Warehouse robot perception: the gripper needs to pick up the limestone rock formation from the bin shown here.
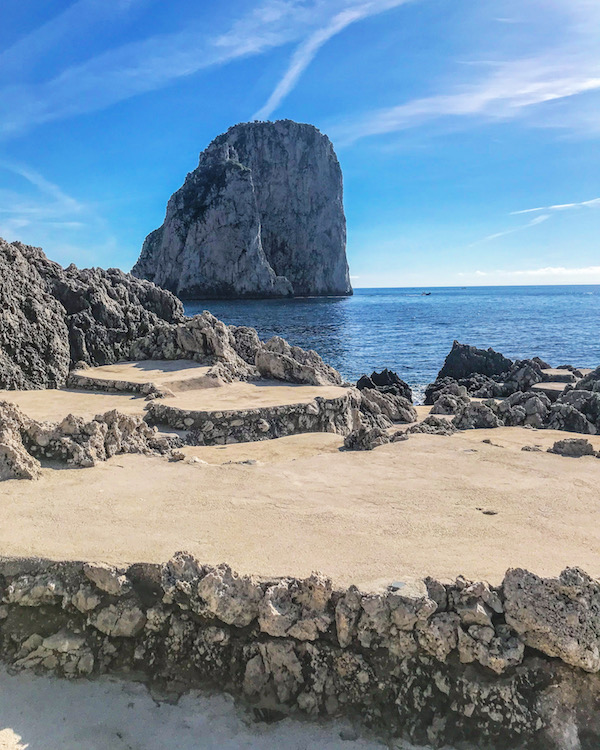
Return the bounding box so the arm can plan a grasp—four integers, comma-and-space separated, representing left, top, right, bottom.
0, 239, 70, 389
0, 238, 184, 389
0, 400, 180, 480
132, 120, 352, 299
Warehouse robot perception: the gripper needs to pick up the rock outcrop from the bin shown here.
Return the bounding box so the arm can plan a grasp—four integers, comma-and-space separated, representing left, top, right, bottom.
0, 239, 70, 389
438, 341, 513, 381
132, 120, 352, 299
0, 401, 179, 480
0, 238, 184, 389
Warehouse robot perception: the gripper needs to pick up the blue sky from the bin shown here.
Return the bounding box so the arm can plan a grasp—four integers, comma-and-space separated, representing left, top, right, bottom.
1, 0, 599, 286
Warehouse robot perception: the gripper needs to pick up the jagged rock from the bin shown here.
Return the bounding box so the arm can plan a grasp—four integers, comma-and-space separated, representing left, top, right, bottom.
533, 356, 551, 369
503, 568, 600, 672
335, 586, 362, 648
358, 389, 416, 423
452, 402, 503, 430
430, 393, 467, 415
0, 401, 179, 480
0, 238, 70, 389
387, 580, 437, 631
496, 391, 551, 428
503, 359, 544, 392
356, 369, 412, 402
83, 562, 131, 596
259, 573, 333, 641
132, 120, 352, 299
415, 613, 460, 662
425, 375, 501, 404
547, 403, 596, 435
0, 404, 42, 480
408, 415, 457, 436
556, 389, 600, 431
195, 564, 263, 627
548, 438, 596, 458
437, 341, 513, 381
343, 426, 390, 451
255, 336, 342, 386
457, 624, 524, 674
576, 367, 600, 392
90, 602, 147, 637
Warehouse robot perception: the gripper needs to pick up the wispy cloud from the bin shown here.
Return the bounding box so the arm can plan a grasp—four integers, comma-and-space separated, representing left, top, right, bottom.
470, 214, 550, 246
512, 197, 600, 214
0, 161, 113, 264
329, 0, 600, 145
0, 0, 150, 82
0, 0, 408, 141
331, 62, 600, 144
253, 0, 411, 120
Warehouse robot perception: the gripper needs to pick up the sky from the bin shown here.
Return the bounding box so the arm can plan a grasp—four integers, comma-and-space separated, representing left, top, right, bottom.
0, 0, 599, 287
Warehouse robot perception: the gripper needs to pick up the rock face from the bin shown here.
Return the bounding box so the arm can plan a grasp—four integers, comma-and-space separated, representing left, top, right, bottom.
438, 341, 513, 381
0, 238, 184, 389
132, 120, 352, 299
0, 239, 70, 389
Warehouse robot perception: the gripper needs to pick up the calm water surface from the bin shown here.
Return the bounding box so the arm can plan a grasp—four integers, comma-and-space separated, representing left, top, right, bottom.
186, 286, 600, 398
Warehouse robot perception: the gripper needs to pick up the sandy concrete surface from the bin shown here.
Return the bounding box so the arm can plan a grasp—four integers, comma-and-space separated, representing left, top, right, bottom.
2, 427, 600, 589
0, 668, 395, 750
0, 388, 148, 421
0, 379, 348, 422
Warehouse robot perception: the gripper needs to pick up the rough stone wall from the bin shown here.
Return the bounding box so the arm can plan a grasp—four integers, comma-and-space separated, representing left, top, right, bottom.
132, 120, 352, 299
2, 554, 600, 749
145, 391, 360, 445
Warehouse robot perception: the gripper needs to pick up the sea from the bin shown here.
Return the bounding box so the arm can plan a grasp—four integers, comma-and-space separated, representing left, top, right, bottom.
185, 286, 600, 402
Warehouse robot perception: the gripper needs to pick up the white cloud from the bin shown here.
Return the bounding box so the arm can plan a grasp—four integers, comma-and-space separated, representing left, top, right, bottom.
253, 0, 411, 120
512, 197, 600, 214
470, 213, 550, 246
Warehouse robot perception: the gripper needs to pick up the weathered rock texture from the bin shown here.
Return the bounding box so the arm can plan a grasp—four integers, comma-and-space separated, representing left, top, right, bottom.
3, 554, 600, 748
0, 238, 345, 391
132, 120, 352, 299
0, 401, 179, 480
147, 392, 360, 446
0, 238, 184, 389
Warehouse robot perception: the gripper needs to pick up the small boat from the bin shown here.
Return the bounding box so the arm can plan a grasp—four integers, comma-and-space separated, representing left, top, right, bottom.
421, 292, 431, 296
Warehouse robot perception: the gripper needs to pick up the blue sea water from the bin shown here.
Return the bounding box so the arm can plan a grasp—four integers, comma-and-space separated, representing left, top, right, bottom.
185, 286, 600, 398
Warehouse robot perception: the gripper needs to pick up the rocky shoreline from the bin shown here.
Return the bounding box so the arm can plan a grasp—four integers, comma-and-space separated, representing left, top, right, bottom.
3, 236, 600, 748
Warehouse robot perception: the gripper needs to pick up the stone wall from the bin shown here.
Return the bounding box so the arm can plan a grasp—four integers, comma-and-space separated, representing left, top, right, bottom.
1, 554, 600, 749
145, 391, 360, 445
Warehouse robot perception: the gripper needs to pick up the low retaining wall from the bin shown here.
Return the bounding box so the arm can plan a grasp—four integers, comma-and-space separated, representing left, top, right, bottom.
1, 554, 599, 748
67, 372, 161, 396
145, 391, 360, 445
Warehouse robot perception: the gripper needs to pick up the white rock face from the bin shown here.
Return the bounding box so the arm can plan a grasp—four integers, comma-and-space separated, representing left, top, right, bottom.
132, 120, 352, 299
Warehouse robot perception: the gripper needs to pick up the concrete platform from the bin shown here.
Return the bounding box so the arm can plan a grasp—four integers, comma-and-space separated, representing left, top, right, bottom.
71, 360, 215, 392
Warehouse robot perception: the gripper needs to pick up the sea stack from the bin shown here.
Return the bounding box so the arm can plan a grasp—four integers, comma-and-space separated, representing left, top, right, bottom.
132, 120, 352, 299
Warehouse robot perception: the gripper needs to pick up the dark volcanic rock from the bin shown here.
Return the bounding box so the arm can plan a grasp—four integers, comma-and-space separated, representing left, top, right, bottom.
132, 120, 352, 299
438, 341, 513, 381
356, 368, 412, 402
577, 366, 600, 392
452, 401, 503, 430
